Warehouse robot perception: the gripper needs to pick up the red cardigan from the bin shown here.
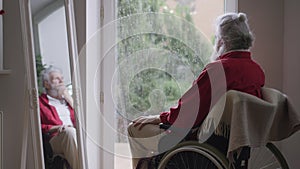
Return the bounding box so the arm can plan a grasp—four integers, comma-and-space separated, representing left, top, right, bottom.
160, 51, 265, 128
39, 93, 76, 138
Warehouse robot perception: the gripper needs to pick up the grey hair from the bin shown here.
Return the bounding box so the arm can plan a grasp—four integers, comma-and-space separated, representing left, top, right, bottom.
40, 65, 63, 88
215, 12, 254, 52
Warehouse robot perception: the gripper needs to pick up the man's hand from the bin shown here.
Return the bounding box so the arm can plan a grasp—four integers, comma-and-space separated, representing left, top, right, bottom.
132, 115, 161, 130
49, 125, 62, 133
49, 125, 74, 133
54, 85, 66, 100
63, 88, 74, 107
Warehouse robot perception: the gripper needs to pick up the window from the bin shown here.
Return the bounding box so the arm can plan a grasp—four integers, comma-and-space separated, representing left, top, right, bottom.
85, 0, 238, 168
114, 0, 230, 169
115, 0, 224, 126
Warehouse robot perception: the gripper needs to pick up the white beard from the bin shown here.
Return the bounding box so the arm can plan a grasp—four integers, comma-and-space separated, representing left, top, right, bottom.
47, 88, 59, 98
47, 83, 65, 99
210, 43, 226, 62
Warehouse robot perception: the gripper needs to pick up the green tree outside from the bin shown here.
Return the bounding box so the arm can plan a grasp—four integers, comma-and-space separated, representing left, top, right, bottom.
115, 0, 212, 142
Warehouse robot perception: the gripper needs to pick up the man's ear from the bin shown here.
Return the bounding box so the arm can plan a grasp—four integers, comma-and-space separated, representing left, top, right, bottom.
44, 81, 51, 90
217, 38, 224, 47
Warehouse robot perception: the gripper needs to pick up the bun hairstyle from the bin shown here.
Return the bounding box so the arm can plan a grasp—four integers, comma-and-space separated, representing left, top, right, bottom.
215, 12, 254, 52
238, 13, 247, 22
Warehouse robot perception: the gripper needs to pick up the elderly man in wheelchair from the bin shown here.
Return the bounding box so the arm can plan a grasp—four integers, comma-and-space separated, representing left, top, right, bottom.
127, 12, 300, 169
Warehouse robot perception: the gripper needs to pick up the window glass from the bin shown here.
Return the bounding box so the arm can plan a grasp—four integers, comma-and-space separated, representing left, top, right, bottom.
115, 0, 224, 139
36, 6, 72, 93
114, 0, 225, 168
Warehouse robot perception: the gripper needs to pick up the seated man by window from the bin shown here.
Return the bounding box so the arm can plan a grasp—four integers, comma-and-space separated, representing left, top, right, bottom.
39, 66, 78, 169
128, 12, 265, 169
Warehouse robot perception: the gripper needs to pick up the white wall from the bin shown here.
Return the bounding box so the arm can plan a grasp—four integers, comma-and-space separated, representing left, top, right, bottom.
239, 0, 284, 90
283, 0, 300, 118
240, 0, 300, 168
281, 0, 300, 169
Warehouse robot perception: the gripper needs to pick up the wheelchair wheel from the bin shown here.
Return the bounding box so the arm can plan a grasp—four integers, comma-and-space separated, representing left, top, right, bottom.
157, 141, 229, 169
248, 142, 289, 169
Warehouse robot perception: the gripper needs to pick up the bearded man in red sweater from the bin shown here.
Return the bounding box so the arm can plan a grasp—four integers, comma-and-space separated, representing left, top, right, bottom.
39, 66, 78, 169
128, 12, 265, 169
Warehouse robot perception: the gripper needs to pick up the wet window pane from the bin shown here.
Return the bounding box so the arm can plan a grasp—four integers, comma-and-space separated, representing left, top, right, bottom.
115, 0, 224, 143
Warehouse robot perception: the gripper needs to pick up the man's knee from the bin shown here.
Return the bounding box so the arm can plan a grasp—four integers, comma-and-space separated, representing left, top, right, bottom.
127, 122, 164, 139
63, 127, 77, 143
64, 127, 76, 135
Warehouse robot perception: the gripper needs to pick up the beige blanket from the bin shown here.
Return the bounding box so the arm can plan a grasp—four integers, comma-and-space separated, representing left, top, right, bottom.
197, 87, 300, 157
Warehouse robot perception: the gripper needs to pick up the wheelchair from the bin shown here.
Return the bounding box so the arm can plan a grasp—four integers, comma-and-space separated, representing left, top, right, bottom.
155, 124, 288, 169
42, 132, 71, 169
137, 88, 298, 169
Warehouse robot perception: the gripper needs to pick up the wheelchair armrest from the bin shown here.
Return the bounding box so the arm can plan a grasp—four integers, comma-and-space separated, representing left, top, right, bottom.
159, 123, 198, 137
158, 123, 199, 153
159, 123, 171, 130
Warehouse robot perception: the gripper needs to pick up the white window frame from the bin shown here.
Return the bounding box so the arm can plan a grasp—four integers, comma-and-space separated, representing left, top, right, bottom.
0, 0, 11, 74
225, 0, 238, 12
86, 0, 116, 168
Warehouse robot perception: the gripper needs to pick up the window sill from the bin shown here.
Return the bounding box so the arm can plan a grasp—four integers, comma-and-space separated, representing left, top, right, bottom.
0, 69, 11, 75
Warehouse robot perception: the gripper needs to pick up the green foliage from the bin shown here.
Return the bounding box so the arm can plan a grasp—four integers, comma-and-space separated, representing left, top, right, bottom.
116, 0, 212, 119
36, 54, 46, 94
129, 68, 180, 114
